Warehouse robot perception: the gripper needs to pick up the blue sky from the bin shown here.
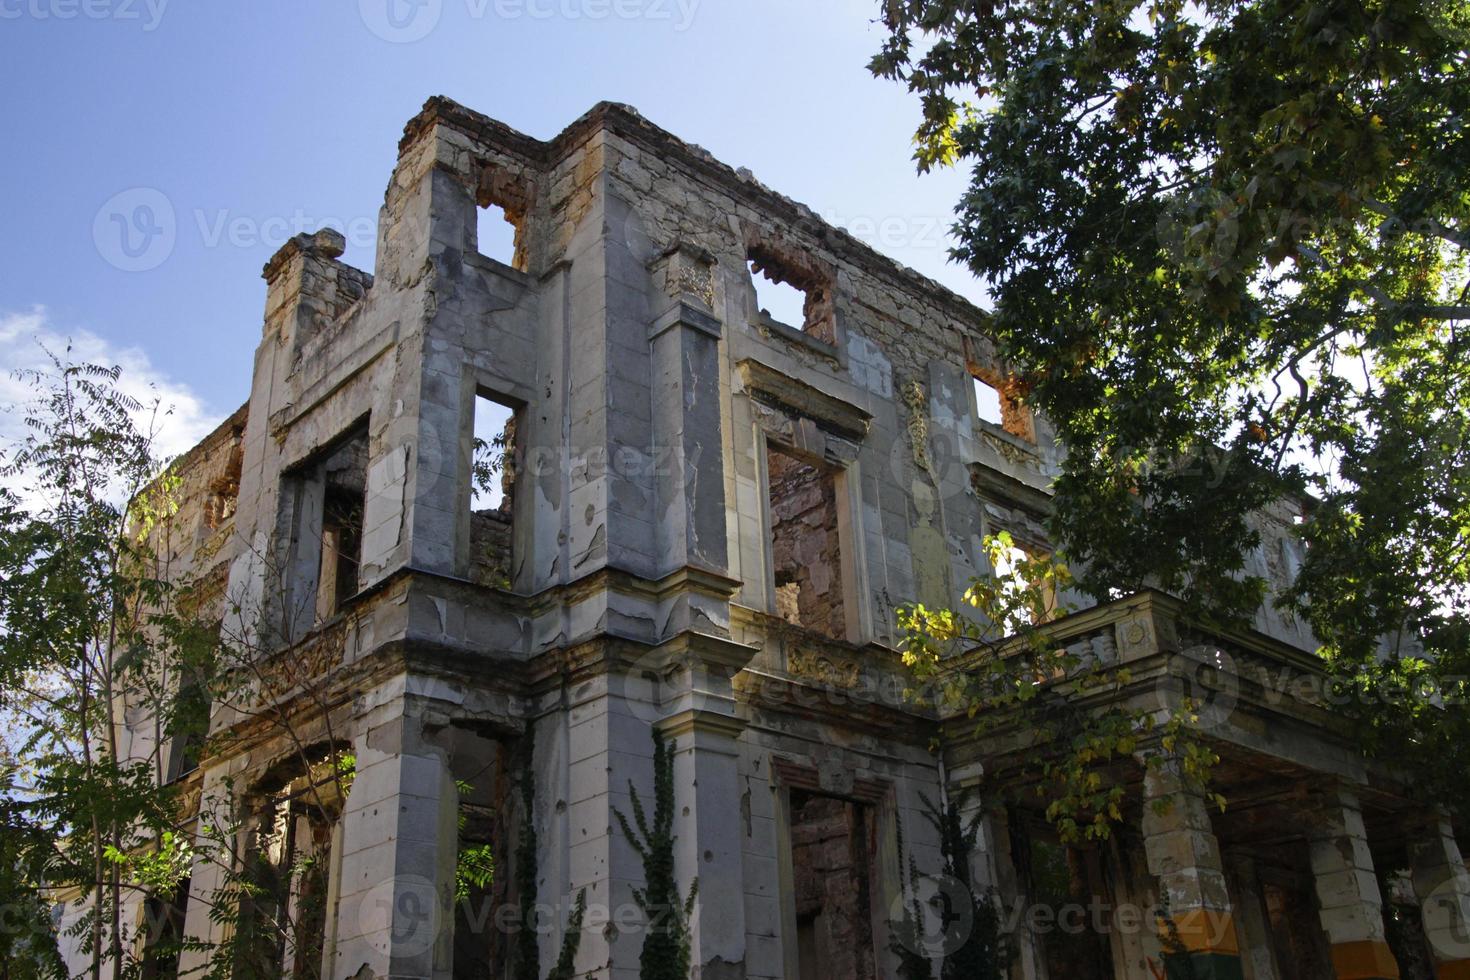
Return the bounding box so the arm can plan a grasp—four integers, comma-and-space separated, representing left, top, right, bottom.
0, 0, 983, 452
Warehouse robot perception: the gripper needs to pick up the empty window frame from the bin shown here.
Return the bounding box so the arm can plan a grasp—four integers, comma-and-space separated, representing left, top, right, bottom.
468, 393, 519, 590
237, 759, 350, 980
990, 537, 1059, 626
788, 790, 880, 980
475, 203, 520, 268
280, 426, 368, 637
445, 728, 509, 980
138, 880, 191, 980
970, 367, 1035, 443
474, 168, 532, 271
1023, 834, 1114, 978
747, 242, 836, 343
766, 443, 846, 641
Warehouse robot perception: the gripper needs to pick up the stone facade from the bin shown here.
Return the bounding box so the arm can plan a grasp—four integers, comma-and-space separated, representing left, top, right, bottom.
75, 98, 1470, 980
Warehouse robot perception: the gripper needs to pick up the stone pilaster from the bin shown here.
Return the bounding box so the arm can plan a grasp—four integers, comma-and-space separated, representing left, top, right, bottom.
1408, 811, 1470, 979
656, 632, 758, 979
647, 242, 727, 581
331, 681, 460, 980
1142, 760, 1244, 980
1308, 786, 1400, 980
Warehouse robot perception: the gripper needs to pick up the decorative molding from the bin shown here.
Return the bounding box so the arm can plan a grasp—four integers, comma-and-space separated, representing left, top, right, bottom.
658, 707, 746, 742
787, 645, 864, 690
649, 300, 721, 342
901, 379, 931, 474
649, 239, 717, 309
770, 756, 889, 805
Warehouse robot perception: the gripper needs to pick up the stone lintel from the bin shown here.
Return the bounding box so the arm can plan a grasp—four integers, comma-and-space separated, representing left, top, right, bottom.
736, 357, 872, 440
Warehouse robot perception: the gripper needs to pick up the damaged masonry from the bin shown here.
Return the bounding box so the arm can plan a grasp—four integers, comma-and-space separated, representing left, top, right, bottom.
70, 98, 1470, 980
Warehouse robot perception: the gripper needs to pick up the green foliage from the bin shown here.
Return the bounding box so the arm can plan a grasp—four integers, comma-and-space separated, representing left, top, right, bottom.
456, 841, 496, 903
922, 790, 1006, 979
614, 729, 697, 980
0, 350, 211, 978
888, 808, 935, 979
199, 752, 355, 980
511, 730, 586, 980
875, 0, 1470, 807
888, 791, 1009, 978
514, 739, 542, 980
0, 786, 67, 980
454, 780, 496, 902
471, 430, 509, 505
545, 889, 587, 980
899, 535, 1219, 843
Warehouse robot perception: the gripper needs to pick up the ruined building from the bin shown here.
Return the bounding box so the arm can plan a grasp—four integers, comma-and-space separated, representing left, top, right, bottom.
82, 98, 1470, 980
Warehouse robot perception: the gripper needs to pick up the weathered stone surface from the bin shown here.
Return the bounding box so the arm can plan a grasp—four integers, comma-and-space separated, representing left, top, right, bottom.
84, 97, 1441, 980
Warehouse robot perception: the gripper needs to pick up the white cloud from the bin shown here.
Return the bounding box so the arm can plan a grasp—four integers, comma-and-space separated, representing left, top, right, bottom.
0, 306, 221, 481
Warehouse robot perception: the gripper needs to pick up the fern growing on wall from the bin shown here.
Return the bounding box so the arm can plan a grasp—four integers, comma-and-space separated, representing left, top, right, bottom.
614, 729, 698, 980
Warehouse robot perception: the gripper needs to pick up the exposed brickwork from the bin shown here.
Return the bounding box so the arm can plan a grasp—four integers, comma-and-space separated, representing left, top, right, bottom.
790, 792, 877, 980
767, 447, 844, 641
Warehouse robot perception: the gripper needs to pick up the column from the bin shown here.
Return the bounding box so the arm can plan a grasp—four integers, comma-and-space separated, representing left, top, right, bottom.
332, 683, 460, 980
1409, 811, 1470, 979
1308, 786, 1400, 980
1142, 760, 1244, 980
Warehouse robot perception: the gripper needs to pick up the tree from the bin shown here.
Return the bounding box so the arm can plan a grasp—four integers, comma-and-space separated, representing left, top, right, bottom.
0, 352, 358, 980
873, 0, 1470, 807
900, 534, 1216, 844
0, 351, 198, 980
